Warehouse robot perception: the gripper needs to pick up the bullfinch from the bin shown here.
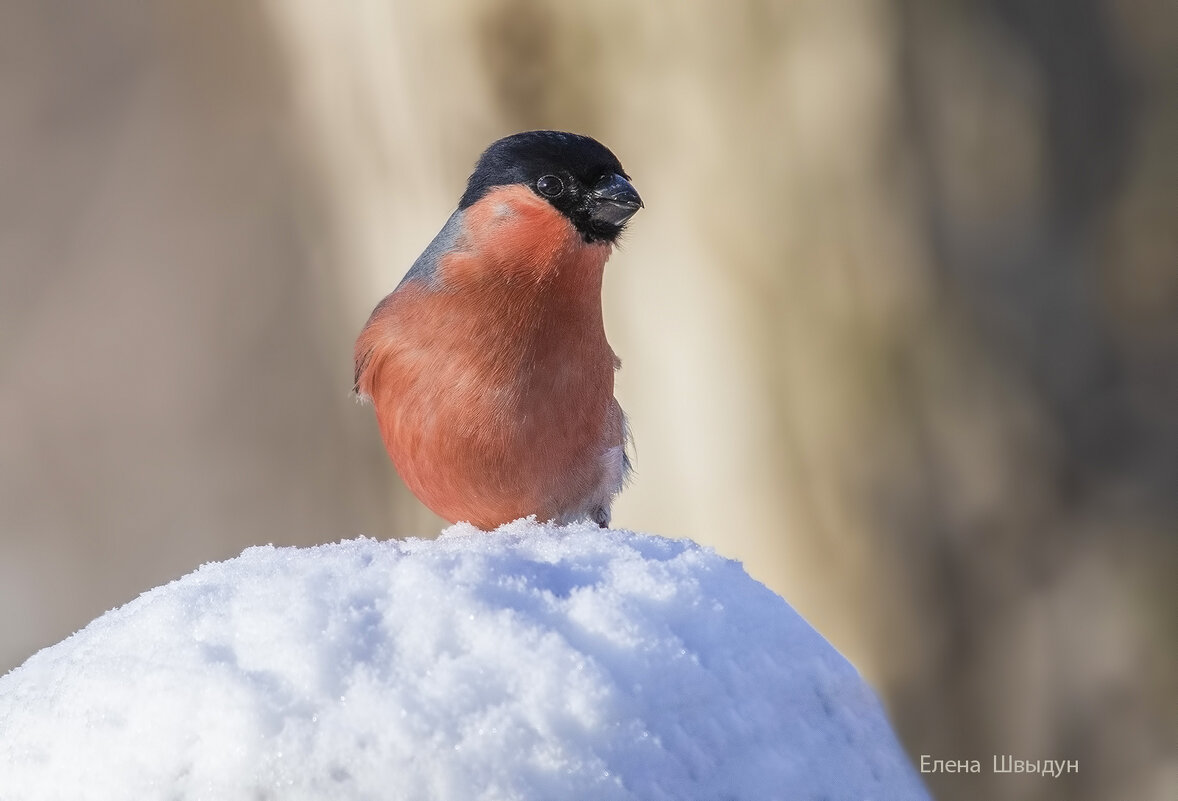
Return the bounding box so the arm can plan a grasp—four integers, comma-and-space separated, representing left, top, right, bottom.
354, 131, 642, 530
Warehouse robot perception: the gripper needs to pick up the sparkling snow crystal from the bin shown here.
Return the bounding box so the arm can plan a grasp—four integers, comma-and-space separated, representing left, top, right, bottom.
0, 520, 929, 800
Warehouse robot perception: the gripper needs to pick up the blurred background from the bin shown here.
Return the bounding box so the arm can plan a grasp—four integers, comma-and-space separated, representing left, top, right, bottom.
1, 1, 1174, 799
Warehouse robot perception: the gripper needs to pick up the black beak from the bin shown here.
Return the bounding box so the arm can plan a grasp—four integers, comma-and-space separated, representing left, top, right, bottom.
589, 173, 643, 227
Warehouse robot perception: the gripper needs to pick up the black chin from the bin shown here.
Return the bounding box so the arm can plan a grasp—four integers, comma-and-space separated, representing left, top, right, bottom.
572, 219, 622, 244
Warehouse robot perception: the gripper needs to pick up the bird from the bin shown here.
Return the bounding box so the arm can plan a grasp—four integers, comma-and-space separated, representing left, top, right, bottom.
353, 131, 642, 531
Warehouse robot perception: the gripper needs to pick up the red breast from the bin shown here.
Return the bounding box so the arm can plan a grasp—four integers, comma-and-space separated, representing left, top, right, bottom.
355, 185, 619, 529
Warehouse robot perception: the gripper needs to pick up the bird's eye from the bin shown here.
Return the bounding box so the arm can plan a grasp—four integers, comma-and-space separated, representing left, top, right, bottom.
536, 175, 564, 197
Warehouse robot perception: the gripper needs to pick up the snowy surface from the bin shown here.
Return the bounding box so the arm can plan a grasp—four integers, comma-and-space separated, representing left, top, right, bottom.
0, 520, 929, 801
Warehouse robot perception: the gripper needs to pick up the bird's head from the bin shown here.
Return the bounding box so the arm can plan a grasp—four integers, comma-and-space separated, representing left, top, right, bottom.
459, 131, 643, 245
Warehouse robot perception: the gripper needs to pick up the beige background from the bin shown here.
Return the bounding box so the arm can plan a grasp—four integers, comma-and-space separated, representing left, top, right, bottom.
2, 2, 1175, 800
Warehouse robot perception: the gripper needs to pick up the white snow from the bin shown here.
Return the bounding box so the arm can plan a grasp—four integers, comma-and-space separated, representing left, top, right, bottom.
0, 520, 929, 801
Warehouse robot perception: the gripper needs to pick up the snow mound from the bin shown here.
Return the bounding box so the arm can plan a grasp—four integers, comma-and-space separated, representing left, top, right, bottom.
0, 520, 928, 800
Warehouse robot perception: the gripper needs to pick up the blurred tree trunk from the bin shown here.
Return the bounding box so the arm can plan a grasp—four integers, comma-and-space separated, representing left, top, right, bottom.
0, 1, 394, 670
